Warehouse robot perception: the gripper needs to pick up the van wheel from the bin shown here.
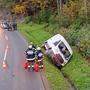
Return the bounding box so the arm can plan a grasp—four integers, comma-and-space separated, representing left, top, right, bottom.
59, 65, 62, 69
56, 64, 62, 69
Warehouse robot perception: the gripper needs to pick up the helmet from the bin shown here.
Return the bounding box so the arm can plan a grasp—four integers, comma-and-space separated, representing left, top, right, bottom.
30, 42, 33, 45
28, 45, 32, 49
37, 47, 41, 50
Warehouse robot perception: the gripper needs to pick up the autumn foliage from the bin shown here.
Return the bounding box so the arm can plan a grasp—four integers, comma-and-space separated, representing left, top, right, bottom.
11, 0, 57, 15
12, 4, 26, 15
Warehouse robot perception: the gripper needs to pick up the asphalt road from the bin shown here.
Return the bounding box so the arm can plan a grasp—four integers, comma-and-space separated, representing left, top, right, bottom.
0, 27, 45, 90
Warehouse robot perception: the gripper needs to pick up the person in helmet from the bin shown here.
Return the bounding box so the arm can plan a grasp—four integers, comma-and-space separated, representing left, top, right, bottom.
26, 45, 35, 60
25, 45, 36, 69
36, 47, 43, 68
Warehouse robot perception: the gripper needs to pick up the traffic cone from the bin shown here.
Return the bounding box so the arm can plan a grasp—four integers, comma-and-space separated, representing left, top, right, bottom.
2, 61, 7, 69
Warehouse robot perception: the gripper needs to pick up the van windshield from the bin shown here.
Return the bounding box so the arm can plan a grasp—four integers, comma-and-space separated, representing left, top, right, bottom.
58, 42, 71, 60
54, 40, 61, 46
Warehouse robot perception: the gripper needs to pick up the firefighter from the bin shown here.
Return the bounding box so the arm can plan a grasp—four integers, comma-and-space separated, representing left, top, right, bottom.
25, 45, 36, 69
36, 47, 43, 68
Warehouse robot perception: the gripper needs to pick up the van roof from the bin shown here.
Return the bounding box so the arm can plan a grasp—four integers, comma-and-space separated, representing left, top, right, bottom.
47, 34, 73, 55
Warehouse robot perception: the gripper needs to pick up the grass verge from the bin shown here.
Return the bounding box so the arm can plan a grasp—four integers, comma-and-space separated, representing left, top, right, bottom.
62, 49, 90, 90
18, 22, 90, 90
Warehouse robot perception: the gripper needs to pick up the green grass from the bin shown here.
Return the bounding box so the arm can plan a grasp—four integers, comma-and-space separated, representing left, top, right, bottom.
18, 23, 52, 45
62, 49, 90, 90
18, 22, 90, 90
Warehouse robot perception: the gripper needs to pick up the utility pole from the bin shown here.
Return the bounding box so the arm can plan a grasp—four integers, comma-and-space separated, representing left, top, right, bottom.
84, 0, 87, 26
57, 0, 62, 28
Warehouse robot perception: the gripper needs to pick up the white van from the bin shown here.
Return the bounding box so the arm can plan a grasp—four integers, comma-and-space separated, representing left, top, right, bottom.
44, 34, 73, 67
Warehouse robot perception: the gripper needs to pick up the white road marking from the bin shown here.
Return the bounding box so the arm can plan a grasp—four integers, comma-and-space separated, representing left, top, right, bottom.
4, 45, 8, 61
5, 35, 8, 41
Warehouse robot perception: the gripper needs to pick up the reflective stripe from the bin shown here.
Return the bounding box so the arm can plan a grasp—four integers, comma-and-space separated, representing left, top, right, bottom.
38, 60, 42, 62
28, 65, 34, 67
28, 65, 30, 67
27, 58, 35, 61
39, 65, 43, 67
32, 65, 34, 67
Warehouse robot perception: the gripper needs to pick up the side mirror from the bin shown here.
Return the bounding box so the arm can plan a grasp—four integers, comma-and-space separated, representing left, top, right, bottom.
49, 47, 52, 50
45, 41, 47, 43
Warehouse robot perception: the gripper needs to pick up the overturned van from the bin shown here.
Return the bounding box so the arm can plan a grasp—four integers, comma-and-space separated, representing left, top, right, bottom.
43, 34, 73, 67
